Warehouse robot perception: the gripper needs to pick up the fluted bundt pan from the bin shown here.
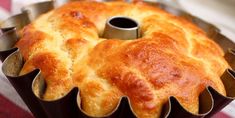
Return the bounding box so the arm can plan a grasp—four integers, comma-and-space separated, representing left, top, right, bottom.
0, 1, 235, 118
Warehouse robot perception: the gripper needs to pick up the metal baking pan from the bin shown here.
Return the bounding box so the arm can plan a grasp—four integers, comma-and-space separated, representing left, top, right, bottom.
0, 1, 235, 118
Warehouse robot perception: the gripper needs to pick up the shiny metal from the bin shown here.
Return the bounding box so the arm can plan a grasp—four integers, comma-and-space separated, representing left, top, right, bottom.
54, 0, 75, 7
205, 86, 235, 118
103, 16, 140, 40
0, 27, 18, 51
198, 88, 213, 114
225, 49, 235, 69
0, 48, 18, 63
214, 34, 235, 53
1, 49, 47, 118
163, 97, 203, 118
0, 1, 235, 118
2, 49, 23, 77
220, 69, 235, 98
21, 1, 54, 21
155, 0, 181, 9
0, 12, 30, 32
32, 73, 47, 99
38, 88, 81, 118
225, 49, 235, 70
161, 88, 213, 118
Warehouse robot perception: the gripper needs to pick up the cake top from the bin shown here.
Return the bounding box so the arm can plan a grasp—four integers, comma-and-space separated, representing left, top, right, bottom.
16, 1, 229, 118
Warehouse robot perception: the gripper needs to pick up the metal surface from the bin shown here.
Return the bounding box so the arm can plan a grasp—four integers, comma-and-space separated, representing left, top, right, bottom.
0, 12, 30, 33
103, 16, 140, 40
225, 49, 235, 69
21, 1, 54, 21
38, 88, 81, 118
0, 27, 18, 51
0, 1, 235, 118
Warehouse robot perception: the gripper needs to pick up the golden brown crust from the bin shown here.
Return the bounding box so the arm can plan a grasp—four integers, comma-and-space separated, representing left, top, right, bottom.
16, 1, 229, 118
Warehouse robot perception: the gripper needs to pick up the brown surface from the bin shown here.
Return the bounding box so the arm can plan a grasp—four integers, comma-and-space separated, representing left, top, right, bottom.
16, 1, 229, 118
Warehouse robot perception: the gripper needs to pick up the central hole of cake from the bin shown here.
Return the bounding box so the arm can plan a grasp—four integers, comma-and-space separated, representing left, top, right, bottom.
103, 16, 139, 40
108, 17, 138, 29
